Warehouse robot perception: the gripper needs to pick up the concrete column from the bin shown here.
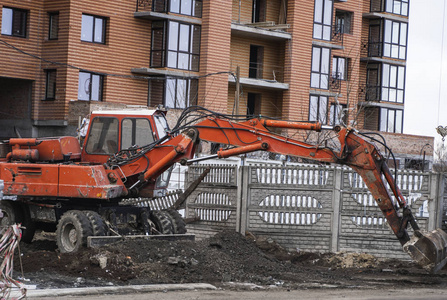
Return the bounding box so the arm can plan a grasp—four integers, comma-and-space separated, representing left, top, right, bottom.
330, 167, 343, 252
428, 173, 443, 231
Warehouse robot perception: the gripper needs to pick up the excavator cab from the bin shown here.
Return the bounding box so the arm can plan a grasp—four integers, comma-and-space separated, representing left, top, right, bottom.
81, 109, 169, 164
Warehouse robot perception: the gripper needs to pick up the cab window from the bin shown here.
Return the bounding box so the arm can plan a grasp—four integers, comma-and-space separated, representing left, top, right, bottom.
85, 117, 119, 154
122, 118, 155, 149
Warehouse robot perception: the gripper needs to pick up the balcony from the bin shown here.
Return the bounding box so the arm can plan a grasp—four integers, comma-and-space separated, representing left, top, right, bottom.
358, 84, 404, 109
369, 0, 409, 17
231, 22, 291, 41
135, 0, 202, 24
229, 62, 288, 90
360, 40, 406, 65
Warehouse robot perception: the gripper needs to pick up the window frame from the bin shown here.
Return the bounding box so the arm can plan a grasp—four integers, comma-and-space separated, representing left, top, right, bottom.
48, 11, 59, 40
78, 71, 104, 101
332, 56, 347, 81
81, 13, 107, 44
151, 20, 201, 71
335, 10, 352, 34
383, 19, 407, 60
309, 94, 328, 124
329, 103, 346, 126
310, 46, 331, 90
381, 63, 405, 103
386, 0, 409, 16
44, 69, 57, 100
121, 117, 155, 150
313, 0, 333, 41
162, 77, 198, 109
1, 7, 27, 38
168, 0, 203, 18
379, 107, 403, 133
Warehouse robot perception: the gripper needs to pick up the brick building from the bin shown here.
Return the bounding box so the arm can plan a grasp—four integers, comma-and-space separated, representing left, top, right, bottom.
0, 0, 433, 168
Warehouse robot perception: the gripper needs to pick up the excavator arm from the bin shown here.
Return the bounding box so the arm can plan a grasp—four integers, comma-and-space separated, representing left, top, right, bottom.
107, 108, 447, 272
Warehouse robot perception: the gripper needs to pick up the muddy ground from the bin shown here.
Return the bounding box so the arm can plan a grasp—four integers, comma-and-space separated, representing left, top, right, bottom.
13, 230, 447, 290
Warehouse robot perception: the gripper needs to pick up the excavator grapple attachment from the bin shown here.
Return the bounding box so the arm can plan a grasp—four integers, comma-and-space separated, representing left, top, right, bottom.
403, 229, 447, 273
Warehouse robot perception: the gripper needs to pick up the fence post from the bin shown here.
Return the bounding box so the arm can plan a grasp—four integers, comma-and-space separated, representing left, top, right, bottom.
429, 173, 445, 230
330, 167, 342, 252
236, 165, 249, 234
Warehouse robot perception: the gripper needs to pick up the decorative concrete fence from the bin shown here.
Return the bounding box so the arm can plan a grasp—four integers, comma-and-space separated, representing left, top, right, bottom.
185, 162, 446, 259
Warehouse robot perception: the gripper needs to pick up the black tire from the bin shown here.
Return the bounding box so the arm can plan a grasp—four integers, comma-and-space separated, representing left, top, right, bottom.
0, 200, 19, 226
83, 210, 108, 236
164, 209, 187, 234
56, 210, 93, 253
19, 203, 36, 243
150, 211, 174, 234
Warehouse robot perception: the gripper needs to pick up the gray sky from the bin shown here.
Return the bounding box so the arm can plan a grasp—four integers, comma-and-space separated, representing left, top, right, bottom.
405, 0, 447, 140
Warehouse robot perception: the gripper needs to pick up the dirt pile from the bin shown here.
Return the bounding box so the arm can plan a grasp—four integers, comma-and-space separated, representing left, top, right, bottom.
14, 230, 447, 290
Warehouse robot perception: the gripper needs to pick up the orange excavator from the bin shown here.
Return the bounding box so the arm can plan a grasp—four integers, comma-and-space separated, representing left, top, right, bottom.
0, 106, 446, 273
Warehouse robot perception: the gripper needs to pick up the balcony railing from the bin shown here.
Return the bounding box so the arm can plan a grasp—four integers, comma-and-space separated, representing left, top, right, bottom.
359, 84, 381, 102
331, 24, 344, 45
366, 41, 383, 57
231, 61, 285, 83
329, 74, 342, 93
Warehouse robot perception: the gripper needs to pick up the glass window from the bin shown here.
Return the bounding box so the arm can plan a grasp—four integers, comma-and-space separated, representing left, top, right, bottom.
48, 12, 59, 40
313, 0, 333, 41
78, 71, 103, 101
154, 113, 169, 140
81, 14, 106, 44
163, 77, 198, 109
85, 117, 119, 154
332, 57, 346, 80
153, 20, 200, 71
381, 63, 405, 103
329, 103, 346, 126
335, 10, 352, 34
169, 0, 202, 17
380, 108, 403, 133
1, 7, 27, 37
309, 95, 328, 124
121, 118, 154, 149
311, 47, 330, 89
385, 0, 409, 16
45, 69, 57, 100
383, 20, 407, 59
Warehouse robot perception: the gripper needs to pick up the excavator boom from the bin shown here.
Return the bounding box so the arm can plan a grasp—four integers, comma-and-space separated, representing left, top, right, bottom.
135, 107, 447, 273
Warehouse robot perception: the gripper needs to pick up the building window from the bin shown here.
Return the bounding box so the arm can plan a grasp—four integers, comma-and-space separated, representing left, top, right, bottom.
329, 103, 346, 126
81, 14, 106, 44
383, 20, 407, 59
382, 64, 405, 103
78, 71, 103, 101
252, 0, 266, 23
309, 95, 328, 124
167, 0, 202, 18
48, 12, 59, 40
249, 45, 264, 79
386, 0, 409, 16
380, 108, 403, 133
332, 57, 347, 80
311, 46, 330, 89
313, 0, 333, 41
151, 21, 201, 71
1, 7, 27, 37
247, 93, 261, 117
45, 70, 57, 100
335, 10, 352, 34
149, 77, 198, 108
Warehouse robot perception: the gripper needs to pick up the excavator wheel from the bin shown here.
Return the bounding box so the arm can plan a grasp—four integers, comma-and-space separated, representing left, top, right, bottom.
18, 203, 36, 243
164, 209, 187, 234
0, 200, 19, 227
83, 211, 109, 237
150, 211, 174, 234
56, 210, 93, 253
